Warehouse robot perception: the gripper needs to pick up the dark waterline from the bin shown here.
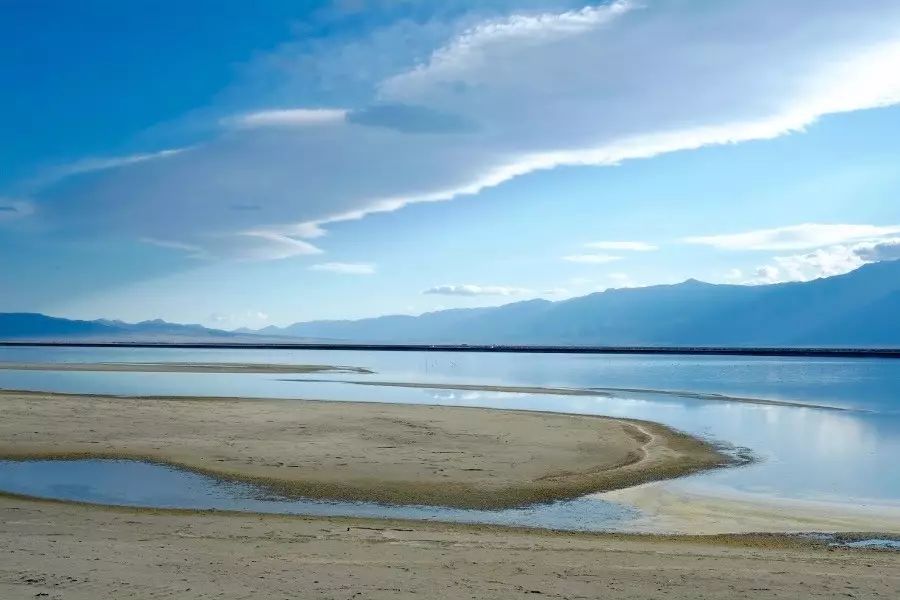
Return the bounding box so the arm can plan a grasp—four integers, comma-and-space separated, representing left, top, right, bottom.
3, 341, 900, 358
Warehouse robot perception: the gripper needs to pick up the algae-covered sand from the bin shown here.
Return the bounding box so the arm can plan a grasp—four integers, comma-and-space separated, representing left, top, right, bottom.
0, 389, 727, 508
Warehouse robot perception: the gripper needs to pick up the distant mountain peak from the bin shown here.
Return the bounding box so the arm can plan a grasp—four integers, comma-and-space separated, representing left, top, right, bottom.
678, 277, 713, 287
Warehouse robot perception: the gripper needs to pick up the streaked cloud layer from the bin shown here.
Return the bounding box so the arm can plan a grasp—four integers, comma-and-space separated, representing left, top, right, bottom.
685, 224, 900, 251
21, 0, 900, 261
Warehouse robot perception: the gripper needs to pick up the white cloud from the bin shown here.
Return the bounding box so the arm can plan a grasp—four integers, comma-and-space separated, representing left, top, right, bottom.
683, 223, 900, 251
228, 108, 349, 128
584, 241, 657, 251
563, 253, 622, 264
724, 268, 744, 282
753, 265, 783, 284
423, 284, 531, 296
143, 232, 325, 261
31, 148, 189, 190
309, 262, 376, 274
27, 0, 900, 259
746, 236, 900, 284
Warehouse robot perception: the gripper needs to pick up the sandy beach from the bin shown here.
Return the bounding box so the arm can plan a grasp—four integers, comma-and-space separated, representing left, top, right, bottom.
0, 389, 898, 599
0, 389, 727, 508
1, 496, 897, 600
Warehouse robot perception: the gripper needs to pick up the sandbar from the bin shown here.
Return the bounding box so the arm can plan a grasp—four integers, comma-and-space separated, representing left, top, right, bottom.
0, 389, 727, 509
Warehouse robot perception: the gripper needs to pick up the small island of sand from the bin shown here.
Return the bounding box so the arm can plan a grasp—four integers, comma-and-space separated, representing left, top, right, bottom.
0, 389, 728, 508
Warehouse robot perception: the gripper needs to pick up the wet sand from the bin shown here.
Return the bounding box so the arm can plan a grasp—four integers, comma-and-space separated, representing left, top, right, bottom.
1, 496, 897, 600
290, 378, 851, 410
0, 389, 727, 509
600, 481, 900, 534
0, 361, 372, 374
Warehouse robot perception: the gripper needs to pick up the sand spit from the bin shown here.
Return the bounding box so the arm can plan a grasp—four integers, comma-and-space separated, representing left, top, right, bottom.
0, 389, 728, 509
287, 378, 851, 410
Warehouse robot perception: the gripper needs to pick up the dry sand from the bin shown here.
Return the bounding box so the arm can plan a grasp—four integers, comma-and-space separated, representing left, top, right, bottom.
1, 496, 897, 600
0, 389, 727, 508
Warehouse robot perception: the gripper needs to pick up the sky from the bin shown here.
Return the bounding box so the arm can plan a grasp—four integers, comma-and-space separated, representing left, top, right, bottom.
2, 0, 900, 329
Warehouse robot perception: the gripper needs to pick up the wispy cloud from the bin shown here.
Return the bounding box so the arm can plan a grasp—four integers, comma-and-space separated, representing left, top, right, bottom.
584, 241, 657, 251
32, 148, 189, 190
683, 223, 900, 251
562, 254, 622, 264
227, 108, 349, 128
144, 232, 323, 261
423, 284, 531, 297
26, 1, 900, 259
310, 262, 376, 275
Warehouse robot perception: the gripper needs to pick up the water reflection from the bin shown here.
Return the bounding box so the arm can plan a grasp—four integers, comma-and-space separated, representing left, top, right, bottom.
0, 459, 635, 532
1, 347, 899, 510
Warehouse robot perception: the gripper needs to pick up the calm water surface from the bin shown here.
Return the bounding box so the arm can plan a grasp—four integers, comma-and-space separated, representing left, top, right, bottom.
1, 347, 899, 528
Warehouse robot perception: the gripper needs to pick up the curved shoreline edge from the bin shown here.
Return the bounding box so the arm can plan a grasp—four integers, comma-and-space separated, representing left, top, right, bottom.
0, 389, 734, 509
281, 378, 854, 411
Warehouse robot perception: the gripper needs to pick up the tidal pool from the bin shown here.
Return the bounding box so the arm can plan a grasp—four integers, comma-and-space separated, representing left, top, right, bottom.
0, 458, 635, 532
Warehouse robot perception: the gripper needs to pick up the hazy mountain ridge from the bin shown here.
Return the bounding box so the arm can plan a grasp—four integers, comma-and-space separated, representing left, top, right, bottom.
2, 260, 898, 346
0, 313, 279, 343
259, 260, 900, 346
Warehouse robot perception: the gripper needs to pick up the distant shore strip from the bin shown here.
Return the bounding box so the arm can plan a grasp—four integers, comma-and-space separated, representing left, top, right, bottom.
2, 341, 900, 358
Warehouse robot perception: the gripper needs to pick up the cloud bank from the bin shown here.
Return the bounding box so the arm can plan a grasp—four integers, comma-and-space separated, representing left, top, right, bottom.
685, 223, 900, 251
423, 284, 531, 297
21, 0, 900, 260
698, 224, 900, 283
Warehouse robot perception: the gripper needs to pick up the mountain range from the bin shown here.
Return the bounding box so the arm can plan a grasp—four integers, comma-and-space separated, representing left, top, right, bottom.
2, 260, 898, 346
252, 259, 900, 347
0, 314, 287, 343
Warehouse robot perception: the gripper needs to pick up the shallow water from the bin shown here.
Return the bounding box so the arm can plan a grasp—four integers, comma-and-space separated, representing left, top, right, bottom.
2, 347, 900, 529
0, 459, 635, 532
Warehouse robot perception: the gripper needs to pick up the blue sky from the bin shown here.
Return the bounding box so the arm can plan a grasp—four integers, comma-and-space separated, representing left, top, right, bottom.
2, 0, 900, 328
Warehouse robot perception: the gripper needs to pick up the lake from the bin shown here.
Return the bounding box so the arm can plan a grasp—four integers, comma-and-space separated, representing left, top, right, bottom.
1, 346, 899, 532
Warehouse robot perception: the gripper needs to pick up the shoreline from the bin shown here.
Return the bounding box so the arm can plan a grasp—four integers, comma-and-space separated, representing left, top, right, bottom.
284, 377, 853, 411
4, 339, 900, 358
599, 481, 900, 535
0, 389, 730, 509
